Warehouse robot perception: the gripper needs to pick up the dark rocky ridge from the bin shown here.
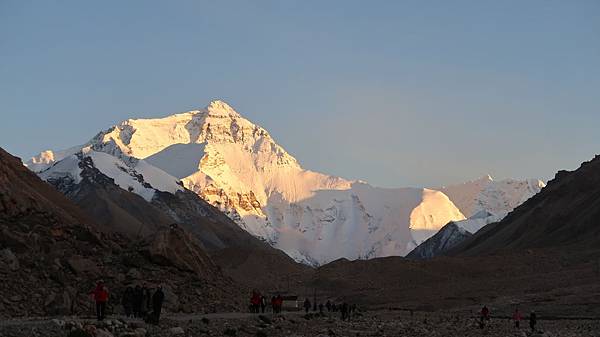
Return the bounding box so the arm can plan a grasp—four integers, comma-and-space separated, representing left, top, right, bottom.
406, 222, 472, 259
452, 154, 600, 255
0, 147, 244, 318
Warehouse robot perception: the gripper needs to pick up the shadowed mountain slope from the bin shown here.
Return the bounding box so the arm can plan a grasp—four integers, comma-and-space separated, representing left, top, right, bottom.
453, 155, 600, 256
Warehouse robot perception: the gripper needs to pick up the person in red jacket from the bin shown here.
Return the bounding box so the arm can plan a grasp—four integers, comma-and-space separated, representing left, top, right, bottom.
91, 281, 109, 321
513, 307, 523, 328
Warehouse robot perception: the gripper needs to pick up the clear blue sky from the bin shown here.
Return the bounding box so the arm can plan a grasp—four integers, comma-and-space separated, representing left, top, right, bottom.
1, 1, 599, 187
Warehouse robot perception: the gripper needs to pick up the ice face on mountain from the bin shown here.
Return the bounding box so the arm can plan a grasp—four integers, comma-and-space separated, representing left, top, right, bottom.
28, 100, 545, 265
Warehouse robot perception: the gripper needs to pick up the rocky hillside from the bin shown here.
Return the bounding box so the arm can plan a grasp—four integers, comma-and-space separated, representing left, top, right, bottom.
406, 222, 472, 260
0, 147, 244, 318
454, 154, 600, 256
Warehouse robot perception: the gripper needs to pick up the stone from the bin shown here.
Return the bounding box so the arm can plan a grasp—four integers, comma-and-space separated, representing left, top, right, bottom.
223, 328, 237, 336
0, 248, 19, 271
258, 315, 272, 324
126, 268, 141, 279
133, 328, 147, 337
67, 255, 99, 275
168, 327, 185, 335
9, 295, 22, 302
94, 329, 114, 337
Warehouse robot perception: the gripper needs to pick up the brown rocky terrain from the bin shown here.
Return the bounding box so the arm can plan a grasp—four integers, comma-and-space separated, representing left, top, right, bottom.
1, 310, 599, 337
0, 147, 245, 318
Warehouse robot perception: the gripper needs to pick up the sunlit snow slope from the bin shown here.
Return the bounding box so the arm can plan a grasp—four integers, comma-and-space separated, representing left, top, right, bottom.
28, 100, 543, 265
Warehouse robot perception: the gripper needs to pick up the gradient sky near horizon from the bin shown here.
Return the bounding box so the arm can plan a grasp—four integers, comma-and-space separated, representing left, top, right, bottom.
1, 1, 599, 187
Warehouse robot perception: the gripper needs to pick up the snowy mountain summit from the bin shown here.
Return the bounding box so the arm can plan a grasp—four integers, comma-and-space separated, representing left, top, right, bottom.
28, 100, 545, 265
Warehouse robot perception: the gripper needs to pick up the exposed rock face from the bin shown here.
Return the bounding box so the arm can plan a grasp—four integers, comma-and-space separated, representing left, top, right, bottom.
406, 222, 472, 260
144, 225, 218, 275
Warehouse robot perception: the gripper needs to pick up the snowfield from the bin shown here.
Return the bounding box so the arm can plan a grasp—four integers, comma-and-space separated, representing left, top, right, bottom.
28, 100, 545, 265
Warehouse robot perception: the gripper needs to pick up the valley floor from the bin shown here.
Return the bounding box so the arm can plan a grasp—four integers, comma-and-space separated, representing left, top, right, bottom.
1, 310, 599, 337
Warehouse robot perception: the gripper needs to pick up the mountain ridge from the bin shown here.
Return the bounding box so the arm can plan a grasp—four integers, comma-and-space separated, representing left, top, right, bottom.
28, 100, 544, 265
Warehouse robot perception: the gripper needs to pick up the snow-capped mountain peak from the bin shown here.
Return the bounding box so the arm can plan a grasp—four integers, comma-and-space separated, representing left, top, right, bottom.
27, 100, 544, 265
206, 99, 241, 117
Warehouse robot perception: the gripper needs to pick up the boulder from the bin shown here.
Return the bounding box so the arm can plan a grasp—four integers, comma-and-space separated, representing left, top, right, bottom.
168, 327, 185, 335
67, 255, 99, 275
161, 284, 180, 312
0, 248, 19, 271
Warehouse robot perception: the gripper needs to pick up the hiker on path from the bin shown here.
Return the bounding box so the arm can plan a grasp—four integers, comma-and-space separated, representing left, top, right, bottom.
140, 285, 149, 318
341, 302, 349, 321
479, 305, 490, 328
513, 308, 522, 328
260, 295, 267, 313
529, 311, 537, 332
152, 286, 165, 324
303, 298, 311, 313
133, 285, 143, 318
250, 291, 261, 313
326, 300, 331, 312
121, 286, 134, 317
275, 294, 283, 313
90, 281, 109, 321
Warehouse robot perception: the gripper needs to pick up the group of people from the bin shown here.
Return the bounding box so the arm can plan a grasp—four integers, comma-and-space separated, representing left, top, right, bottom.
479, 305, 537, 332
249, 291, 285, 313
121, 284, 165, 323
89, 281, 165, 324
249, 292, 357, 320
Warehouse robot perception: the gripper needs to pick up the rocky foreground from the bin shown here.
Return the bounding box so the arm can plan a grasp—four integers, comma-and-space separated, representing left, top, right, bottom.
1, 310, 599, 337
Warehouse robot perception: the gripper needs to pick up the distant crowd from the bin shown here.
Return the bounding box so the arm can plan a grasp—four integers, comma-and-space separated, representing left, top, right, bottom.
249, 290, 358, 320
479, 305, 537, 332
89, 280, 165, 325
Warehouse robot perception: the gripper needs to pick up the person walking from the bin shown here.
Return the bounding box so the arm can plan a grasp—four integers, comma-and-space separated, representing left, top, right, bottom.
479, 305, 490, 328
341, 302, 349, 321
152, 286, 165, 325
275, 294, 283, 313
260, 295, 267, 313
250, 291, 261, 313
303, 298, 311, 313
133, 285, 143, 318
90, 281, 109, 321
529, 311, 537, 332
326, 300, 331, 312
121, 286, 134, 317
140, 285, 149, 318
513, 307, 522, 328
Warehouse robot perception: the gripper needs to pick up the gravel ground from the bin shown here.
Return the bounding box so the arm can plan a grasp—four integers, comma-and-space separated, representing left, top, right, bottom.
1, 310, 599, 337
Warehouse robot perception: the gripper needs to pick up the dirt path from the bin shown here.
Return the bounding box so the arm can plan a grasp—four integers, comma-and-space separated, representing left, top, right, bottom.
0, 310, 306, 327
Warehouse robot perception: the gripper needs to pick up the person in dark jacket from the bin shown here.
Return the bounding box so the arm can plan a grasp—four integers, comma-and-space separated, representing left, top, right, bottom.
325, 300, 331, 312
260, 295, 267, 313
145, 287, 152, 314
529, 311, 537, 332
318, 303, 324, 314
303, 298, 311, 313
152, 286, 165, 324
140, 285, 149, 318
341, 302, 349, 321
133, 285, 143, 318
121, 287, 134, 317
